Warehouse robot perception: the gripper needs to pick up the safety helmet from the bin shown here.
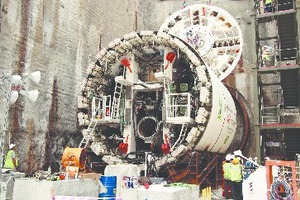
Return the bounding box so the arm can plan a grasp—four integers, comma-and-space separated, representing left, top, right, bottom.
225, 154, 232, 161
232, 158, 240, 165
263, 45, 269, 50
230, 154, 235, 160
9, 144, 16, 149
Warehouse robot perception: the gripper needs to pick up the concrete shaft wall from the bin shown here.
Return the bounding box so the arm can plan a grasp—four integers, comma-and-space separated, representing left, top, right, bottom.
0, 0, 256, 174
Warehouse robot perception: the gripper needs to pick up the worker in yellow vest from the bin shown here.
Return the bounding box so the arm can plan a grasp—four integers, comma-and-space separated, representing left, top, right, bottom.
3, 144, 18, 171
231, 157, 243, 200
265, 0, 273, 13
222, 154, 233, 199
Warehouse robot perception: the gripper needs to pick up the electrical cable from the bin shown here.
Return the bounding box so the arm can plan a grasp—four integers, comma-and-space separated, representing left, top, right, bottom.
270, 178, 294, 200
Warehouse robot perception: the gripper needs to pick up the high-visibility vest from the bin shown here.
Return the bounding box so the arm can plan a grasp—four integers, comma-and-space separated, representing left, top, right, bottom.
265, 0, 272, 4
230, 164, 243, 182
262, 53, 270, 61
223, 162, 232, 180
3, 150, 18, 169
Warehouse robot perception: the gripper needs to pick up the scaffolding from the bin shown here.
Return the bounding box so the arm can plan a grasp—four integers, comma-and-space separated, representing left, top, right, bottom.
253, 0, 300, 162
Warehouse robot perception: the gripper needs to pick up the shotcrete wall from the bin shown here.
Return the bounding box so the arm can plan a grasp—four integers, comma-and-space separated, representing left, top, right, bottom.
0, 0, 256, 174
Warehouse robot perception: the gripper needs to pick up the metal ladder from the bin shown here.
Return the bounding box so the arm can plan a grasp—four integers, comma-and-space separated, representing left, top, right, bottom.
111, 82, 123, 120
79, 96, 106, 148
78, 118, 98, 148
170, 123, 188, 151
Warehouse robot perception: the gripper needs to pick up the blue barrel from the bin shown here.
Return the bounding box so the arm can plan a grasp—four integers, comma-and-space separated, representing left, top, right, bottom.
99, 175, 117, 200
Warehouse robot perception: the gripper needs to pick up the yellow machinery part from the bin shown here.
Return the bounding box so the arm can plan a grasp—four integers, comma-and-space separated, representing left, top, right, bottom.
61, 146, 87, 170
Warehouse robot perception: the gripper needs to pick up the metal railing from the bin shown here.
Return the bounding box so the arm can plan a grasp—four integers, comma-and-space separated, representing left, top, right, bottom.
165, 92, 194, 124
92, 96, 112, 120
261, 105, 281, 124
254, 0, 295, 15
261, 105, 300, 124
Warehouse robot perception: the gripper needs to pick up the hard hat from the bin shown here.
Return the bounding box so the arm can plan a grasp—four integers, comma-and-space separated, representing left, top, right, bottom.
225, 154, 231, 161
263, 45, 269, 50
9, 144, 16, 149
232, 158, 240, 165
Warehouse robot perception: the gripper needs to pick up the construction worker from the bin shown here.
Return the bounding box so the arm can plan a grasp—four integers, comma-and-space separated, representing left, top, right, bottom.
264, 0, 273, 13
261, 45, 273, 67
256, 0, 265, 14
222, 154, 233, 199
3, 144, 18, 171
231, 157, 243, 200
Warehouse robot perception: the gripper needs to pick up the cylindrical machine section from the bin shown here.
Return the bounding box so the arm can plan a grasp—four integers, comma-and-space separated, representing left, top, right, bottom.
79, 30, 239, 168
61, 147, 87, 170
137, 116, 158, 140
194, 67, 237, 153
